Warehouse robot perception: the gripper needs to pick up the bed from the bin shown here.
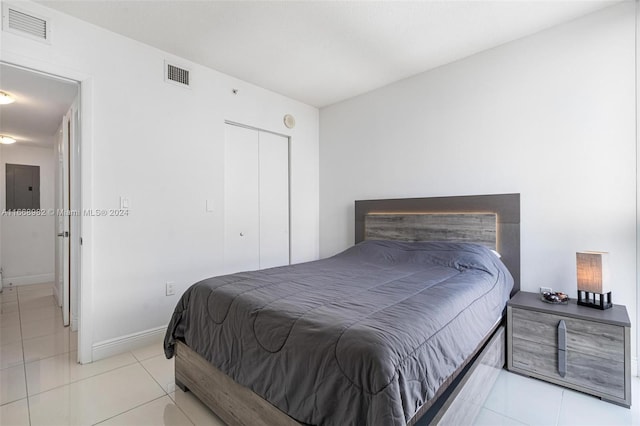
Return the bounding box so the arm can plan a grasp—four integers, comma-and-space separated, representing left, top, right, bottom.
164, 193, 520, 425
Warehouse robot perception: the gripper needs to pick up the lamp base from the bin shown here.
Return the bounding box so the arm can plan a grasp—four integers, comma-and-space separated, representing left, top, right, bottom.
577, 290, 612, 310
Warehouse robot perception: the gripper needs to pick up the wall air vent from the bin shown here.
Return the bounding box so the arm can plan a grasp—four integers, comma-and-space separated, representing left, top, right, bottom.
165, 61, 191, 88
2, 4, 51, 44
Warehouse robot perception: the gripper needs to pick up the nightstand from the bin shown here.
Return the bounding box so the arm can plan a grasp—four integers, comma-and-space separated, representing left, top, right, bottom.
507, 291, 631, 407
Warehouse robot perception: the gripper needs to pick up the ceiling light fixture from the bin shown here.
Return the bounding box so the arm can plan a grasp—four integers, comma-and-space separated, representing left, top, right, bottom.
0, 91, 15, 105
0, 135, 16, 144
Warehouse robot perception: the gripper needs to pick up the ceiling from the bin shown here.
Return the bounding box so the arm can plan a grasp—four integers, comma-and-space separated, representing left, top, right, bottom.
0, 1, 624, 149
36, 0, 621, 108
0, 64, 78, 148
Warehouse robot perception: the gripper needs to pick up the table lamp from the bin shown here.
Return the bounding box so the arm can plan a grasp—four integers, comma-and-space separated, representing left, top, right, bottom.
576, 251, 612, 310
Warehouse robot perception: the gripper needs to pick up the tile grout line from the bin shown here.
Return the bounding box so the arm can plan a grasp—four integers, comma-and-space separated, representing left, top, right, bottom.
138, 352, 176, 396
17, 282, 63, 426
90, 393, 171, 426
23, 356, 140, 399
16, 286, 33, 426
168, 395, 198, 426
556, 389, 566, 426
91, 354, 194, 426
13, 283, 170, 424
136, 349, 198, 425
478, 406, 528, 425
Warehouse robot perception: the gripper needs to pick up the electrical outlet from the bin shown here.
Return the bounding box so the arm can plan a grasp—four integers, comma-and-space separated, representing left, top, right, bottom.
540, 286, 553, 294
166, 282, 176, 296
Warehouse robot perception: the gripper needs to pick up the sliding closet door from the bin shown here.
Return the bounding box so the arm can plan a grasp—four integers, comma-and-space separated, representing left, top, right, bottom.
259, 132, 289, 269
224, 125, 260, 273
224, 124, 290, 273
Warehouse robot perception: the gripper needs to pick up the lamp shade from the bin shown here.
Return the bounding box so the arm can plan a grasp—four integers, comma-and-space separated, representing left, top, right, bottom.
576, 251, 611, 294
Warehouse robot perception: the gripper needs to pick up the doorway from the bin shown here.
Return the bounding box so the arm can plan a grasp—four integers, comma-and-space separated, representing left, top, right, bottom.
0, 62, 81, 361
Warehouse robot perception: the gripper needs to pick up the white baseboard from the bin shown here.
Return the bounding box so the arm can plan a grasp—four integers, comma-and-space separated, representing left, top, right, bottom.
92, 325, 167, 362
2, 273, 55, 287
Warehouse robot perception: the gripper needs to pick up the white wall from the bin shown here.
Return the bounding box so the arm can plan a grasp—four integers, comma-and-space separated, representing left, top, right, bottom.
321, 2, 637, 358
0, 143, 56, 285
1, 1, 319, 359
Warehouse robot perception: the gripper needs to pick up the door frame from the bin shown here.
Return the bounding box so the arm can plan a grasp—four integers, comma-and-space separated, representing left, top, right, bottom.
1, 58, 95, 364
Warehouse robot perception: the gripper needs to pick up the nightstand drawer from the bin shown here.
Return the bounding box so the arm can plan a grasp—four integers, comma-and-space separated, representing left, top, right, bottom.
512, 308, 624, 363
511, 335, 625, 399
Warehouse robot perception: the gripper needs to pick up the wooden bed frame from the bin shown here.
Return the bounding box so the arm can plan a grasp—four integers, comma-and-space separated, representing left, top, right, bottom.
174, 193, 521, 425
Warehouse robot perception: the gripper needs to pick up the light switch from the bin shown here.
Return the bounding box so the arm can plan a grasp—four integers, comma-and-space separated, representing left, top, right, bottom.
120, 197, 129, 210
206, 199, 214, 213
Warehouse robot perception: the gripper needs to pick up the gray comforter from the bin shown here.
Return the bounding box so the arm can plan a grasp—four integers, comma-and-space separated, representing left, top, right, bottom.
164, 240, 513, 425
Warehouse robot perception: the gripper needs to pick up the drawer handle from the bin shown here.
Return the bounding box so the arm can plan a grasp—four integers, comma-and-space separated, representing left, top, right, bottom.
558, 320, 567, 377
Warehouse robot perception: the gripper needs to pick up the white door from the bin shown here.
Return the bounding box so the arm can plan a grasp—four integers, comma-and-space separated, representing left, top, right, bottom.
56, 111, 71, 327
69, 106, 80, 332
54, 127, 63, 307
224, 125, 260, 273
224, 124, 290, 273
258, 132, 289, 268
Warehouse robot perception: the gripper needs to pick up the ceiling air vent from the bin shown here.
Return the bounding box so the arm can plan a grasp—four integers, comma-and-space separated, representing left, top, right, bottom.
165, 61, 191, 88
2, 4, 51, 43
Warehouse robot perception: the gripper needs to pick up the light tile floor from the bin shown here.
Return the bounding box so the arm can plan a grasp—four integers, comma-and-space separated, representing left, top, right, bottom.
477, 369, 640, 426
2, 282, 640, 425
0, 282, 224, 426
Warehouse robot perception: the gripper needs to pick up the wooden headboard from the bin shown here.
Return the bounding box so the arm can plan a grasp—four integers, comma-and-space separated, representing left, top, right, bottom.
364, 213, 497, 249
355, 193, 520, 295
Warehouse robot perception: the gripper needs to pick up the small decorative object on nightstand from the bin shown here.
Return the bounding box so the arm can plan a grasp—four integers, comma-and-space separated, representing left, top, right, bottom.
507, 291, 631, 408
576, 251, 612, 310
